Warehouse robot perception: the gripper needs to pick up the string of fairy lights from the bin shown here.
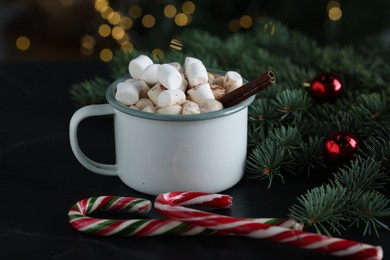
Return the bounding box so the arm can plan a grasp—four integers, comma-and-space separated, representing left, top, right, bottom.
14, 0, 343, 61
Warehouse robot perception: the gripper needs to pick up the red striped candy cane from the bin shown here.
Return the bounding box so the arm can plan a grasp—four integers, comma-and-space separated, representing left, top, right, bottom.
68, 195, 301, 236
155, 192, 383, 260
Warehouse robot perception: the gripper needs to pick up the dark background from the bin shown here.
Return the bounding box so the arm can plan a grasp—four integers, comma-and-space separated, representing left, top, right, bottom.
1, 0, 389, 61
1, 1, 389, 259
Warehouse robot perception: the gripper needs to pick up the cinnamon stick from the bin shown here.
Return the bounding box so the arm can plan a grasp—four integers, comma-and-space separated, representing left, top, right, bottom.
219, 71, 276, 108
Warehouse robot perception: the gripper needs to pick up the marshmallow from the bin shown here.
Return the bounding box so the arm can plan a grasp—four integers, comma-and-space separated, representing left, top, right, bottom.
186, 62, 208, 87
210, 84, 226, 100
142, 105, 156, 113
199, 99, 223, 113
182, 101, 200, 115
115, 80, 144, 105
135, 98, 154, 110
124, 78, 149, 98
147, 83, 166, 105
179, 78, 188, 92
141, 64, 161, 86
157, 89, 186, 107
187, 83, 215, 104
184, 57, 202, 73
169, 62, 182, 72
129, 55, 153, 79
224, 71, 243, 93
157, 105, 182, 115
157, 64, 183, 90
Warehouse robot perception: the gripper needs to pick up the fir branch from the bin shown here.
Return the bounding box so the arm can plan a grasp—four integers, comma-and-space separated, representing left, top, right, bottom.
247, 123, 266, 147
248, 98, 280, 127
70, 77, 110, 107
272, 89, 311, 124
331, 157, 389, 192
294, 135, 326, 176
288, 185, 349, 235
361, 132, 390, 172
246, 140, 291, 187
268, 126, 302, 156
348, 190, 390, 236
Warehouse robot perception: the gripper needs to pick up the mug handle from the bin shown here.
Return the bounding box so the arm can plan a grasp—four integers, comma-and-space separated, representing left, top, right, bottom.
69, 104, 117, 176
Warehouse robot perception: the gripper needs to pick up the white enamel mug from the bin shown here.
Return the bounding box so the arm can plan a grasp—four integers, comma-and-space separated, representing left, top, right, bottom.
69, 69, 254, 195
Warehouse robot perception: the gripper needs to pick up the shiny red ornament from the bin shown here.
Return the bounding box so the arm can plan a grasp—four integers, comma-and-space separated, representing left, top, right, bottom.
309, 73, 343, 103
323, 130, 359, 167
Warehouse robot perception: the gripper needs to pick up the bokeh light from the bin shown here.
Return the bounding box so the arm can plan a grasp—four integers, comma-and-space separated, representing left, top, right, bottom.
328, 7, 342, 21
98, 24, 111, 37
101, 6, 114, 19
240, 15, 253, 29
129, 5, 142, 19
182, 1, 196, 15
16, 36, 30, 51
120, 16, 133, 30
108, 11, 121, 25
175, 13, 188, 26
112, 26, 125, 40
164, 5, 177, 18
142, 14, 156, 28
100, 48, 113, 62
94, 0, 109, 12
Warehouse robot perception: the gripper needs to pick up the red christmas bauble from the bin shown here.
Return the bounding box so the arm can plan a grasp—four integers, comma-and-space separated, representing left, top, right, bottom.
309, 73, 343, 103
323, 130, 359, 166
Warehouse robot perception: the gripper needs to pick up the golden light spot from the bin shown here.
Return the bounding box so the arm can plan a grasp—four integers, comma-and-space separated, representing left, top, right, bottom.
175, 13, 188, 26
108, 11, 121, 25
101, 6, 113, 19
164, 5, 177, 18
120, 16, 133, 29
182, 1, 195, 15
95, 0, 109, 12
152, 48, 164, 59
80, 35, 95, 49
60, 0, 74, 7
16, 36, 30, 51
121, 41, 134, 52
239, 15, 253, 29
228, 19, 240, 32
129, 5, 142, 19
142, 14, 155, 28
98, 24, 111, 37
170, 39, 183, 51
328, 6, 342, 21
111, 26, 125, 40
100, 48, 113, 62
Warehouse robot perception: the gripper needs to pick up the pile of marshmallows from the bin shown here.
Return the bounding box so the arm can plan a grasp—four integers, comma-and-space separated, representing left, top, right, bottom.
115, 55, 244, 115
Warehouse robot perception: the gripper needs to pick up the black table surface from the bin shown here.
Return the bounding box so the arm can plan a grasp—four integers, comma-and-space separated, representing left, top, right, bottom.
0, 61, 389, 260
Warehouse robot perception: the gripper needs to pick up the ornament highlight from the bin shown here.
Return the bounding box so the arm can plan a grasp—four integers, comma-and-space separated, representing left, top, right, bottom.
324, 130, 359, 166
309, 73, 343, 103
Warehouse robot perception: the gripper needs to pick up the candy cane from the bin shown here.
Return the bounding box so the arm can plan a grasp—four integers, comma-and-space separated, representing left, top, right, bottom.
68, 195, 300, 236
155, 192, 383, 260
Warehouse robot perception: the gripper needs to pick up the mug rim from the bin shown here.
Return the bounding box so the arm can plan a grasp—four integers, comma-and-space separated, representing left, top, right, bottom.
106, 68, 255, 122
